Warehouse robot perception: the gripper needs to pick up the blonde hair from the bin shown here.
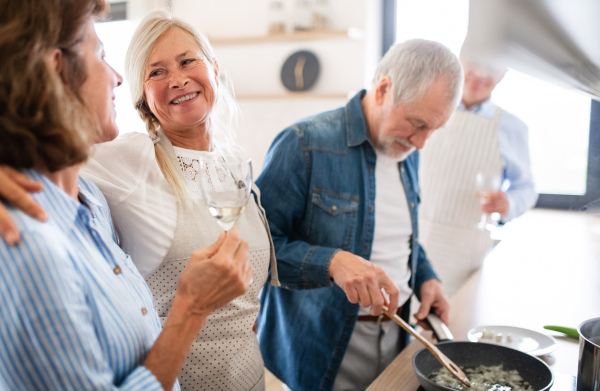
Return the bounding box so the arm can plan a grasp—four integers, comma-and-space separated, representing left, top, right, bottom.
125, 10, 241, 201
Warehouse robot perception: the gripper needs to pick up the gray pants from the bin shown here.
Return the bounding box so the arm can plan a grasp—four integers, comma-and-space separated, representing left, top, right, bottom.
331, 320, 402, 391
281, 321, 401, 391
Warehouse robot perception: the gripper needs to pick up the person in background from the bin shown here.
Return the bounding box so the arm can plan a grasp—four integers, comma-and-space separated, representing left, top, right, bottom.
418, 58, 538, 298
0, 0, 251, 389
255, 39, 463, 391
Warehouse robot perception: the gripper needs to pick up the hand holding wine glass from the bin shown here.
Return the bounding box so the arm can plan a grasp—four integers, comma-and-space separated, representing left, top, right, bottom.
198, 155, 253, 234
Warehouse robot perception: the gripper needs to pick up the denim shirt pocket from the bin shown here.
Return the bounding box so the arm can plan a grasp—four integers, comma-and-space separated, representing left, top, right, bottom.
308, 189, 359, 250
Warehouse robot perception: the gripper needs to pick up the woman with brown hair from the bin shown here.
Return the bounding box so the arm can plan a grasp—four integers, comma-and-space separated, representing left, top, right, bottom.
77, 11, 280, 390
0, 0, 251, 389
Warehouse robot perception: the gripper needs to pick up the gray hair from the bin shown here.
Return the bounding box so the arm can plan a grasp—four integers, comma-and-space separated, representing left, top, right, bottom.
124, 10, 241, 202
373, 39, 463, 107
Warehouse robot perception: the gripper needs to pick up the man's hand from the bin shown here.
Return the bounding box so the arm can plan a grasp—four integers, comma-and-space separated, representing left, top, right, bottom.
0, 166, 47, 245
176, 227, 253, 318
477, 190, 508, 216
329, 250, 400, 316
413, 279, 450, 330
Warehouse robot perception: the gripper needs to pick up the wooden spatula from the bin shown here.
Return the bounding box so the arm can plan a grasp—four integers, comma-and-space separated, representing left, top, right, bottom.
382, 306, 471, 388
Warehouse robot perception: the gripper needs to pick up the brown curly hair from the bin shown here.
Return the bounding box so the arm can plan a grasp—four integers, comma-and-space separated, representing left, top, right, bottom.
0, 0, 106, 172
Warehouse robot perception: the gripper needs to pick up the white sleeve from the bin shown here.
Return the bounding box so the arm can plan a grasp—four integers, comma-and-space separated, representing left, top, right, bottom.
81, 133, 178, 277
498, 111, 539, 221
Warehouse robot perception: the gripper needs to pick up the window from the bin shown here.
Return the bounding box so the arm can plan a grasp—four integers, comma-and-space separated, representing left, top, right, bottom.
95, 19, 145, 136
385, 0, 600, 210
492, 72, 590, 197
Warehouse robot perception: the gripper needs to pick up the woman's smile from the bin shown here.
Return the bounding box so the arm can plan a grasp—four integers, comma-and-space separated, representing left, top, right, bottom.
171, 91, 200, 105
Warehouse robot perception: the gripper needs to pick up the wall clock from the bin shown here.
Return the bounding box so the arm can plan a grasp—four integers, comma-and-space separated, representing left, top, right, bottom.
280, 50, 320, 92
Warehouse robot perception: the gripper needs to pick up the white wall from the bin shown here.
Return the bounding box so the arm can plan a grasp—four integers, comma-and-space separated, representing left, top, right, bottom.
172, 0, 367, 37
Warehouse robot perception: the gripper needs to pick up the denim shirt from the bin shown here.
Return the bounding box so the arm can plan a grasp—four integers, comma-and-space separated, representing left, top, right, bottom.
256, 90, 438, 391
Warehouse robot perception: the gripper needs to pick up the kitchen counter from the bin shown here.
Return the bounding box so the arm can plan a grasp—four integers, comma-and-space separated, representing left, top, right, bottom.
368, 208, 600, 390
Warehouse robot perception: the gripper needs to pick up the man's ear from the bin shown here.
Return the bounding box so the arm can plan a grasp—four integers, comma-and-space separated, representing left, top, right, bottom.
47, 48, 63, 74
374, 76, 391, 105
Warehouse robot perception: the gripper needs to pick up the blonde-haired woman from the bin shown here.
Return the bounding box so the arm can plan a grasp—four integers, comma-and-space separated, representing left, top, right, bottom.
79, 11, 280, 391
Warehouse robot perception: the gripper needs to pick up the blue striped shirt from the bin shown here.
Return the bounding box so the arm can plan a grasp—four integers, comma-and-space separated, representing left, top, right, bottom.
0, 170, 177, 390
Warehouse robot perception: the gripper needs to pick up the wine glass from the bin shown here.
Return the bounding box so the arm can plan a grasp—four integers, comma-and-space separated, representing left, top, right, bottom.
198, 155, 253, 233
475, 172, 502, 231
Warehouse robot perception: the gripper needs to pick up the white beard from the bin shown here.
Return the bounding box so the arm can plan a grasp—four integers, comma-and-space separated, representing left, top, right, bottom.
375, 138, 416, 161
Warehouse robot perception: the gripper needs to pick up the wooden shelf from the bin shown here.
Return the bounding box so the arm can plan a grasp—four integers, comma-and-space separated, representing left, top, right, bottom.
235, 93, 348, 100
209, 28, 364, 46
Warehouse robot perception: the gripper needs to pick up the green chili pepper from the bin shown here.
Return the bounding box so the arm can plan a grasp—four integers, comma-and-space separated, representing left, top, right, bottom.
543, 325, 580, 339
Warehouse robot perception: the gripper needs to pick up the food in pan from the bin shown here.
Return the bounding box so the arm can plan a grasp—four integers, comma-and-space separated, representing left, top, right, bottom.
429, 364, 534, 391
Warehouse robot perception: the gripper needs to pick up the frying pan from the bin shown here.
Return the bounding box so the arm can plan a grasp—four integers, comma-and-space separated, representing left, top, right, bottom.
412, 316, 554, 391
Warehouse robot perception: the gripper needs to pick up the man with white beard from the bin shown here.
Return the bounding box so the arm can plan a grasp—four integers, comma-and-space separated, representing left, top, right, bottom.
255, 39, 464, 391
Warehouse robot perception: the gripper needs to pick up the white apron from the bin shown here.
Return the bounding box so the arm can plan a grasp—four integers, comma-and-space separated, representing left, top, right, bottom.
418, 108, 503, 297
146, 196, 270, 391
144, 134, 273, 391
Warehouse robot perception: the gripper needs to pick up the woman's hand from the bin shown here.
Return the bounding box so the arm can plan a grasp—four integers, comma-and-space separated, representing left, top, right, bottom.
146, 227, 252, 389
0, 166, 47, 245
176, 227, 253, 317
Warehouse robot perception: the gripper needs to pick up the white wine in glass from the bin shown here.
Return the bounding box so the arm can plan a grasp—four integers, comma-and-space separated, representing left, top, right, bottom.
198, 155, 253, 233
207, 203, 246, 232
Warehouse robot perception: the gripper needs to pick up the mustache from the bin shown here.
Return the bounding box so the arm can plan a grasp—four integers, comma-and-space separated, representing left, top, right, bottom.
393, 137, 415, 149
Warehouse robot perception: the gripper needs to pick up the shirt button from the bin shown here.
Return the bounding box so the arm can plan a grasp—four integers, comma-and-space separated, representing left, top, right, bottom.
414, 237, 419, 243
332, 205, 338, 212
141, 308, 148, 316
113, 266, 122, 275
401, 167, 405, 173
364, 244, 370, 251
369, 206, 374, 212
410, 202, 415, 208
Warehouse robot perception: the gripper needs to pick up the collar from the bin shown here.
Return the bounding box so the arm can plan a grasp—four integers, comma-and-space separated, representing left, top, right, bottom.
25, 169, 101, 230
458, 98, 497, 120
78, 181, 103, 208
345, 90, 371, 147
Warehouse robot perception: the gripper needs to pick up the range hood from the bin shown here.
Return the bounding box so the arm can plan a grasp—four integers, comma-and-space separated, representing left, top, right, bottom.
462, 0, 600, 100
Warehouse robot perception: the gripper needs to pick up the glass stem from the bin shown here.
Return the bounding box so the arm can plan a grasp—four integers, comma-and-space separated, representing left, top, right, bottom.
479, 213, 487, 230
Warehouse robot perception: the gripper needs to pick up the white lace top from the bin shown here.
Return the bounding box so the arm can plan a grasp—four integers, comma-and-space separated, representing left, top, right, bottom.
173, 146, 215, 200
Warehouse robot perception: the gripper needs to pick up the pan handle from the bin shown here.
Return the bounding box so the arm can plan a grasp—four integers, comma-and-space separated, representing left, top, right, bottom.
426, 314, 454, 342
